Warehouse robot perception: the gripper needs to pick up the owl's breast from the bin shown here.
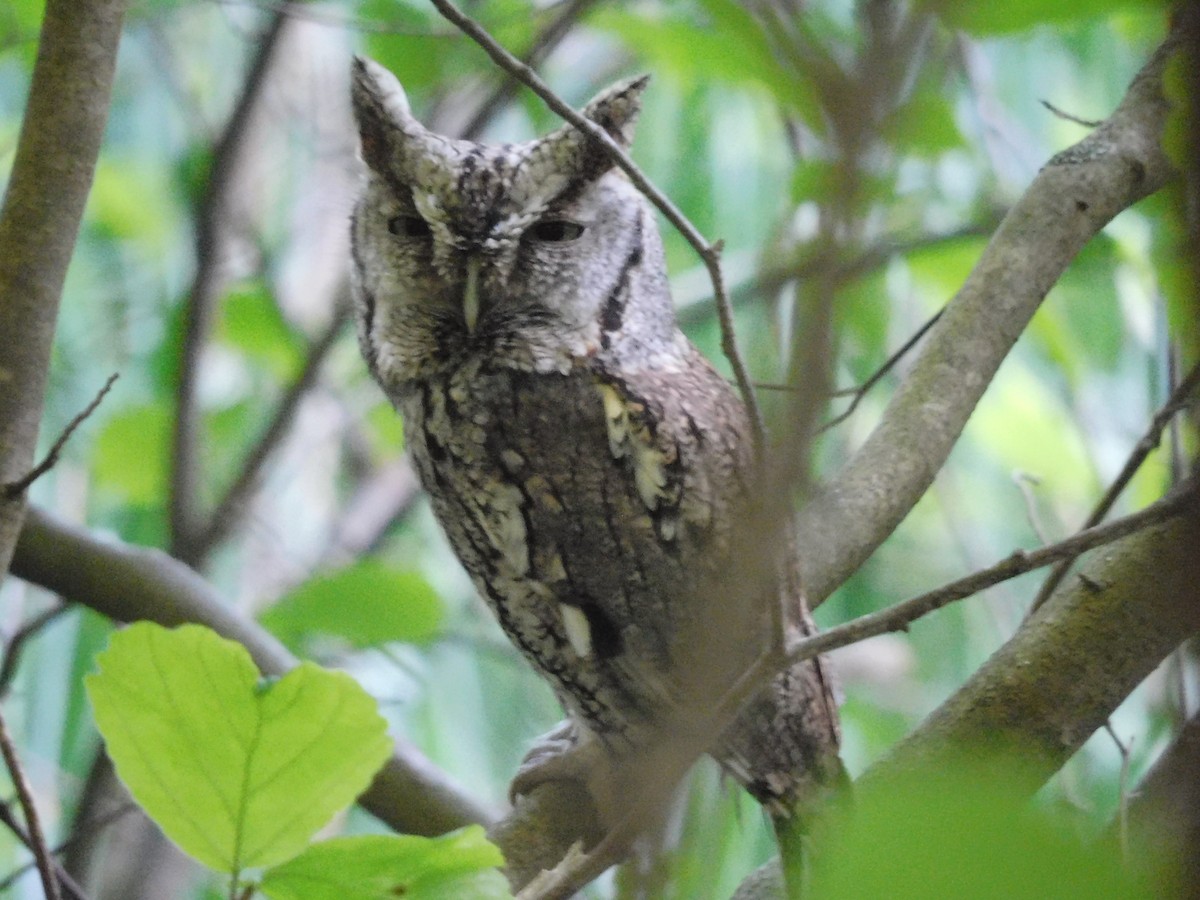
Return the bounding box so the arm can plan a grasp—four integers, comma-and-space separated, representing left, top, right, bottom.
398, 359, 740, 736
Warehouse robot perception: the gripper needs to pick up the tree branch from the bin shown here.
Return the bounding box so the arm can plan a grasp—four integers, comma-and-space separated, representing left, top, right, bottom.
796, 27, 1182, 604
1029, 358, 1200, 611
9, 506, 495, 836
0, 801, 92, 900
0, 0, 128, 579
169, 7, 292, 561
459, 0, 605, 141
0, 709, 62, 900
781, 480, 1195, 669
862, 480, 1200, 787
3, 374, 118, 500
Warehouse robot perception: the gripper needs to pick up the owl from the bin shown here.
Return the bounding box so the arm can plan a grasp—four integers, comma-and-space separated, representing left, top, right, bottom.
348, 57, 843, 825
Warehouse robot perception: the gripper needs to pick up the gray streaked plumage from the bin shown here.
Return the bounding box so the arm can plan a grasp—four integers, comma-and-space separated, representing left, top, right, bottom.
348, 57, 842, 818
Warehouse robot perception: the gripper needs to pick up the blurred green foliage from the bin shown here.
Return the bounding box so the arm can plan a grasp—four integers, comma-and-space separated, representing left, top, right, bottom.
0, 0, 1191, 897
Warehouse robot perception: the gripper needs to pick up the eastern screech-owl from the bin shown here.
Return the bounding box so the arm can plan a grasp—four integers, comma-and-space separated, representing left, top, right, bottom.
348, 57, 842, 821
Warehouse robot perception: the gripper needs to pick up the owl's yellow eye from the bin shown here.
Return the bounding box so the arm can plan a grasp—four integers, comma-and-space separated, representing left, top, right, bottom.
529, 220, 585, 243
387, 215, 431, 238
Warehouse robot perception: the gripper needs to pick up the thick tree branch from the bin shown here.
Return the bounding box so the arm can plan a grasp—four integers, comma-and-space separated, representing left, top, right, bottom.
1125, 711, 1200, 889
9, 506, 494, 836
0, 0, 128, 580
862, 480, 1200, 786
796, 28, 1181, 604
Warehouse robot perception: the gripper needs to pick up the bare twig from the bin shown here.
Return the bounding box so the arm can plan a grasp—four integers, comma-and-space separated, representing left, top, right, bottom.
0, 710, 61, 900
189, 305, 349, 564
784, 484, 1193, 669
1012, 470, 1050, 545
0, 800, 133, 895
169, 7, 292, 560
818, 309, 942, 433
1029, 358, 1200, 612
0, 604, 69, 698
1040, 99, 1103, 128
0, 802, 91, 900
1103, 722, 1133, 859
426, 0, 766, 449
3, 374, 118, 500
460, 0, 605, 141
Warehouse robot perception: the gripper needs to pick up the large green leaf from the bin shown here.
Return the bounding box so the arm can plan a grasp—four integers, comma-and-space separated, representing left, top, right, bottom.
86, 623, 392, 873
812, 757, 1163, 898
260, 561, 444, 652
258, 829, 513, 900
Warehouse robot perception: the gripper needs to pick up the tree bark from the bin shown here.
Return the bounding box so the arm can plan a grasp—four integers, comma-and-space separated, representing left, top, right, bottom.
0, 0, 128, 579
863, 480, 1200, 786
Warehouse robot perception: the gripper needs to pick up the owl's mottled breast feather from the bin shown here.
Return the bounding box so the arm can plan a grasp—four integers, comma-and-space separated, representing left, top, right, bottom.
398, 348, 751, 735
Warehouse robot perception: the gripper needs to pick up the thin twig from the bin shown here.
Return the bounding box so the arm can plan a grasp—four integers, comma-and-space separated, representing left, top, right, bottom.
1012, 470, 1050, 545
1040, 99, 1103, 128
1029, 359, 1200, 612
3, 374, 118, 499
818, 309, 942, 432
0, 604, 69, 698
0, 710, 61, 900
1103, 722, 1132, 860
460, 0, 605, 141
0, 801, 133, 895
0, 800, 114, 900
783, 483, 1194, 669
426, 0, 766, 449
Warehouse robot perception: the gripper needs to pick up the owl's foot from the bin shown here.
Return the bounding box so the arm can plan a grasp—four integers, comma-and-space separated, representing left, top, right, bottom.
506, 720, 628, 830
509, 719, 611, 803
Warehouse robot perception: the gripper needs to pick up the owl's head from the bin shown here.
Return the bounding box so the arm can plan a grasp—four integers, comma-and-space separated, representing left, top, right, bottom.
349, 58, 680, 389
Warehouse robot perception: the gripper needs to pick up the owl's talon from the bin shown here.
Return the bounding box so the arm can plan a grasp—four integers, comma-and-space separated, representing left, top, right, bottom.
509, 721, 611, 806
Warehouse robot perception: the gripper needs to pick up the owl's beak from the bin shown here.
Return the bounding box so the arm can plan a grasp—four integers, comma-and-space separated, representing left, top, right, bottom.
463, 255, 482, 334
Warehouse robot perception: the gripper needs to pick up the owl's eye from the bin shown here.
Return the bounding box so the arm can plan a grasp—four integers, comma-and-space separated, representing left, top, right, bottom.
387, 215, 432, 238
529, 220, 585, 243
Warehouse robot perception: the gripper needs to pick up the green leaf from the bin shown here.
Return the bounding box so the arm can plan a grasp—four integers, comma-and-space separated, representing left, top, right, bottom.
885, 91, 963, 157
86, 623, 392, 874
259, 828, 513, 900
592, 4, 822, 128
811, 756, 1163, 899
925, 0, 1170, 36
260, 562, 444, 652
218, 280, 305, 379
92, 404, 172, 504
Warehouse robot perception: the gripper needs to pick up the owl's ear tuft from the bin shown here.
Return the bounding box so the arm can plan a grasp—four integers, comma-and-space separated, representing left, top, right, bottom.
523, 75, 651, 197
582, 74, 651, 149
350, 56, 448, 179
